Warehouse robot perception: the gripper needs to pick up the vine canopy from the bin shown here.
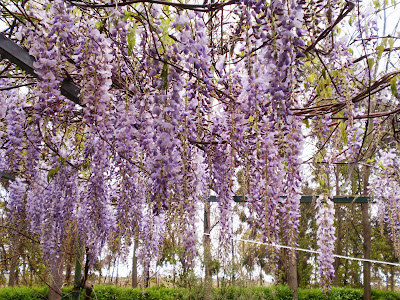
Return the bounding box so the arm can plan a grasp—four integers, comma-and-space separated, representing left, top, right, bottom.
0, 0, 400, 288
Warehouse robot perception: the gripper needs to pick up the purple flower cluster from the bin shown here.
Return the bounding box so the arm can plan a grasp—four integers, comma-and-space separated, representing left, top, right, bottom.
0, 0, 370, 283
370, 149, 400, 257
316, 195, 336, 290
2, 83, 25, 171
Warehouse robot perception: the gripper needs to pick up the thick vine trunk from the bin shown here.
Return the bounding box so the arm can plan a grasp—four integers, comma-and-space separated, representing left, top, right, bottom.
144, 267, 150, 288
8, 253, 18, 287
48, 253, 64, 300
72, 242, 83, 300
65, 255, 72, 286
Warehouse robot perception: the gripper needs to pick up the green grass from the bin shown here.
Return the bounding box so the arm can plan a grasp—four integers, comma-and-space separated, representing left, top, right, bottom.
0, 285, 399, 299
0, 286, 48, 299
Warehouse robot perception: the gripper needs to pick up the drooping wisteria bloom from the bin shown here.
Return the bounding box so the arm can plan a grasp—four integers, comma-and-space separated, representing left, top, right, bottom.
370, 149, 400, 257
316, 195, 336, 290
0, 0, 394, 290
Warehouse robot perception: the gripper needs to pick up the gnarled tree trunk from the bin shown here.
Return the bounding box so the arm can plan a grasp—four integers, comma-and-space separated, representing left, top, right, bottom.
48, 253, 64, 300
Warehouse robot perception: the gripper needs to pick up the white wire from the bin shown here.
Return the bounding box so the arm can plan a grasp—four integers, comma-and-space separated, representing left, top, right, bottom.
203, 233, 400, 267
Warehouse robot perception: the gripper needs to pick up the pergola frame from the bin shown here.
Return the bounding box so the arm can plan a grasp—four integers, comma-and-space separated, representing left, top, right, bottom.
0, 31, 374, 299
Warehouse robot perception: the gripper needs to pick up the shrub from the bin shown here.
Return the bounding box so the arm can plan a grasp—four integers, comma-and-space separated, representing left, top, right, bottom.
371, 290, 400, 300
1, 285, 400, 299
0, 286, 48, 300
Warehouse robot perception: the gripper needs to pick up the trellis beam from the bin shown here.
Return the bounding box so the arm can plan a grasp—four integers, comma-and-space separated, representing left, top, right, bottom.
0, 171, 15, 181
0, 33, 81, 105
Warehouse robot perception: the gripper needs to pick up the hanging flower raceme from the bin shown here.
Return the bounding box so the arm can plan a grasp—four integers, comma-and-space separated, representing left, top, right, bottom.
26, 163, 78, 263
370, 149, 400, 257
316, 195, 336, 290
25, 0, 75, 114
2, 84, 26, 172
0, 0, 374, 283
7, 177, 28, 219
77, 136, 116, 260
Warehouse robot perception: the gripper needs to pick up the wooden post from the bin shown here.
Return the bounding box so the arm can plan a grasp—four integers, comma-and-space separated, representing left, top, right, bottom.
362, 202, 371, 299
333, 205, 342, 286
362, 166, 371, 300
390, 265, 394, 291
334, 166, 342, 286
132, 238, 139, 288
204, 201, 212, 300
288, 252, 298, 300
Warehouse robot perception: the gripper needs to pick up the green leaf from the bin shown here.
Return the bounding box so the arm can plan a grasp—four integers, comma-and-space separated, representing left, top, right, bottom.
161, 18, 171, 39
339, 121, 348, 145
122, 10, 131, 22
307, 73, 316, 84
247, 115, 255, 123
322, 69, 327, 80
389, 38, 394, 51
376, 45, 384, 59
95, 21, 104, 30
161, 62, 168, 90
317, 178, 325, 188
367, 58, 375, 69
127, 24, 137, 51
325, 86, 332, 97
47, 166, 60, 183
390, 77, 398, 97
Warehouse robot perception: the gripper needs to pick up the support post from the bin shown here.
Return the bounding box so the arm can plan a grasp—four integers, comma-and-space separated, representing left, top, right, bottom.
333, 205, 342, 286
288, 252, 298, 300
204, 201, 212, 300
362, 166, 371, 300
334, 166, 342, 286
362, 203, 371, 300
132, 238, 139, 288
